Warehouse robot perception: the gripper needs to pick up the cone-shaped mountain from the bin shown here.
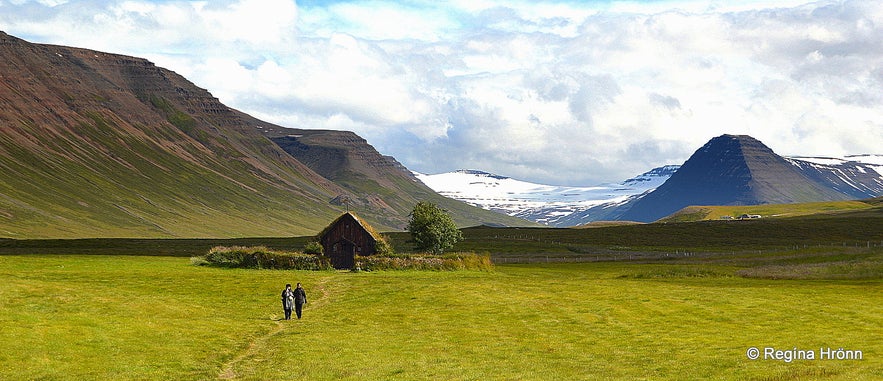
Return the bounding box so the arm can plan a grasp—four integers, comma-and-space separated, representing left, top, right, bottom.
618, 134, 851, 222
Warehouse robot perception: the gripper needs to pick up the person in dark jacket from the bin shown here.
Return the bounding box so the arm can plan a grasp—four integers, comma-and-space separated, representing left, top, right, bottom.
281, 284, 295, 320
294, 283, 307, 319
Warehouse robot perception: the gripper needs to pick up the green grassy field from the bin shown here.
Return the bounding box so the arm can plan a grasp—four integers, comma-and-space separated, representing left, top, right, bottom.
1, 255, 880, 380
659, 199, 880, 223
4, 202, 881, 259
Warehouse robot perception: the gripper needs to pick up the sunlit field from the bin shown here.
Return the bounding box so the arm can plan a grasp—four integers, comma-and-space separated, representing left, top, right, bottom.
1, 255, 880, 380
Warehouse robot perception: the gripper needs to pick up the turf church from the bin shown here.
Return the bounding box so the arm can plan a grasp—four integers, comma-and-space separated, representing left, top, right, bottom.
318, 212, 381, 269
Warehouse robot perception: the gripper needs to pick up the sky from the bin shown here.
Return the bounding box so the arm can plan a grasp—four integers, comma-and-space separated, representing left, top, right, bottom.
1, 0, 881, 186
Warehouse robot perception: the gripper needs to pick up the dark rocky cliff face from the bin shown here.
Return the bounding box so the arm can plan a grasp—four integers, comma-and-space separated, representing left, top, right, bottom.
618, 135, 852, 222
264, 128, 526, 229
269, 131, 407, 182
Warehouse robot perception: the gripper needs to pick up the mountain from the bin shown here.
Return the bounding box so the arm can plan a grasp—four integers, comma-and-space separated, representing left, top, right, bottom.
415, 166, 679, 226
418, 136, 883, 226
786, 155, 883, 198
0, 31, 529, 238
263, 129, 534, 229
552, 165, 682, 226
617, 135, 883, 222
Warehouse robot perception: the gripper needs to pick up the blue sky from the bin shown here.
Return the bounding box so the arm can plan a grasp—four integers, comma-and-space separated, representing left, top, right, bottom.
1, 0, 881, 185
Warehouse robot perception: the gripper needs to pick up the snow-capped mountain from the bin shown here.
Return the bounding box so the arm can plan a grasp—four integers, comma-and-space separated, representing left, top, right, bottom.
619, 136, 883, 222
786, 155, 883, 198
416, 147, 883, 226
415, 166, 679, 226
618, 135, 877, 222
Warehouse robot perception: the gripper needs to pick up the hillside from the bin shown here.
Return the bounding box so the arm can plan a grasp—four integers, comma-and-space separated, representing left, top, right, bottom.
657, 198, 881, 223
264, 128, 534, 229
0, 32, 529, 238
787, 155, 883, 198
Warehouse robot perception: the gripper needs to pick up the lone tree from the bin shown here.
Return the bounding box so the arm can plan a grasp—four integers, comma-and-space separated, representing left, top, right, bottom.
407, 201, 463, 254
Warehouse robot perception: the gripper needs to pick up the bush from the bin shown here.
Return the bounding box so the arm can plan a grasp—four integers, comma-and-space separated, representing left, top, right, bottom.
303, 241, 324, 255
375, 235, 395, 256
195, 246, 332, 270
356, 252, 493, 271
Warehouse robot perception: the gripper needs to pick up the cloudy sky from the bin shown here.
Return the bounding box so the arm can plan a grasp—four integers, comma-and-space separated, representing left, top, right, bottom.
1, 0, 881, 185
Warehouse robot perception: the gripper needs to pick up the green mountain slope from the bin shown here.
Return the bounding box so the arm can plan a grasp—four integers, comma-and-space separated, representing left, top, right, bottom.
657, 199, 880, 223
0, 32, 530, 238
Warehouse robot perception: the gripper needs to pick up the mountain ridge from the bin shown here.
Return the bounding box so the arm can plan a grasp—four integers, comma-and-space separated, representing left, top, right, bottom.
418, 136, 882, 226
416, 165, 679, 226
0, 31, 530, 238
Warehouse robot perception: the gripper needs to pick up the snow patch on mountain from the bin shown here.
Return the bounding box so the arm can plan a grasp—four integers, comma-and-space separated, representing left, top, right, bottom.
792, 154, 883, 166
786, 155, 883, 198
417, 153, 883, 227
415, 166, 679, 226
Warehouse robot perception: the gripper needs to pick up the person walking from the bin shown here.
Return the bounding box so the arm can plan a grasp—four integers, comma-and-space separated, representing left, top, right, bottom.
281, 284, 295, 320
294, 283, 307, 319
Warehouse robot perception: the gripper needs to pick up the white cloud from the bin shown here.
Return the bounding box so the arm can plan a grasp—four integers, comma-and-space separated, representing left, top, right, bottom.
1, 0, 882, 185
302, 1, 457, 41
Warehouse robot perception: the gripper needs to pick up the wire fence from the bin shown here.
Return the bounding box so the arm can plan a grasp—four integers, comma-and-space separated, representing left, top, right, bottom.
490, 239, 883, 264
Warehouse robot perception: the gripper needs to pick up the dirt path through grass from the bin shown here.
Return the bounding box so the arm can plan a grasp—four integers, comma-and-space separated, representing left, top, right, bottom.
218, 275, 335, 379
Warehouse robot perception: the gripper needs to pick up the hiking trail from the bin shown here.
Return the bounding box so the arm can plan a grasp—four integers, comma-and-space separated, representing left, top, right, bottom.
218, 276, 333, 380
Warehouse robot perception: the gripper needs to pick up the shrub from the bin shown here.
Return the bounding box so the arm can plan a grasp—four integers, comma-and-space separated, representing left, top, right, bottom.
195, 246, 332, 270
189, 256, 209, 267
374, 235, 395, 256
303, 241, 324, 255
449, 251, 494, 271
356, 252, 493, 271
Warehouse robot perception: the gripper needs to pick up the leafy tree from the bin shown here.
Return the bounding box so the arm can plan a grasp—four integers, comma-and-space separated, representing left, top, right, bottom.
407, 201, 463, 254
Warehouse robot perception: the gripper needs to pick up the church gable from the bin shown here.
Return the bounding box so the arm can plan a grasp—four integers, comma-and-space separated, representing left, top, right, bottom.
318, 212, 380, 269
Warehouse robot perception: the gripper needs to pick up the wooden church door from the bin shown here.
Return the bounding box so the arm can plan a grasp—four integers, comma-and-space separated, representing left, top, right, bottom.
331, 240, 356, 269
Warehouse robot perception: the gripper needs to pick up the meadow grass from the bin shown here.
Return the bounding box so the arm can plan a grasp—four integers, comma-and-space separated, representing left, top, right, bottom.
659, 200, 877, 222
4, 203, 881, 258
1, 255, 880, 380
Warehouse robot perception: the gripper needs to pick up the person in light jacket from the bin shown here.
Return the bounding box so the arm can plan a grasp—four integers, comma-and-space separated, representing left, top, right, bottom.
281, 284, 295, 320
294, 283, 307, 319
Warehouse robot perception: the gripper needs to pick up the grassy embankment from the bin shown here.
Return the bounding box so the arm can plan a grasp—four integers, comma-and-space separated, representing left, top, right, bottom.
658, 199, 881, 223
1, 255, 880, 380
